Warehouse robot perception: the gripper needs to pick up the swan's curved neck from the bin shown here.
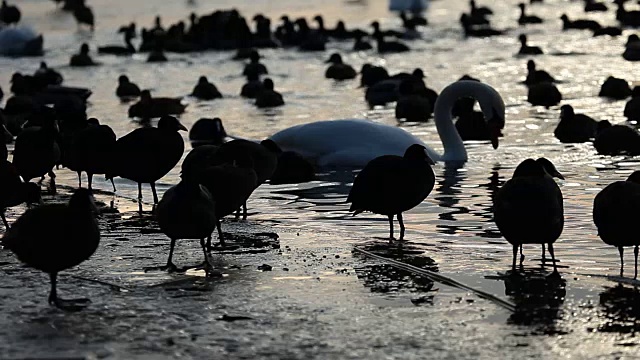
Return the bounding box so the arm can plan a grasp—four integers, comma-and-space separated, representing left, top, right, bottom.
434, 80, 503, 162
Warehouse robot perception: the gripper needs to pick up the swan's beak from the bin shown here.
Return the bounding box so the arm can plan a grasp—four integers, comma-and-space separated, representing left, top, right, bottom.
488, 122, 500, 149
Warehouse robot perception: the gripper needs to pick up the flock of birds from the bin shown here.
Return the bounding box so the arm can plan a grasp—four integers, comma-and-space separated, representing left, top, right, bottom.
0, 0, 640, 311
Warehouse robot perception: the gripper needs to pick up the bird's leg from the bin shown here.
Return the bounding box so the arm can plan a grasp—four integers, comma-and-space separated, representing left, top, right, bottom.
519, 244, 525, 265
512, 244, 517, 271
110, 178, 116, 192
397, 213, 405, 241
1, 212, 9, 229
619, 246, 624, 278
387, 215, 395, 244
48, 272, 90, 311
145, 238, 178, 272
150, 182, 159, 205
242, 202, 248, 220
216, 219, 225, 247
47, 170, 56, 194
137, 182, 143, 213
88, 173, 93, 191
541, 243, 546, 263
77, 171, 82, 188
635, 245, 638, 280
200, 238, 214, 273
548, 243, 558, 274
206, 235, 212, 251
234, 208, 240, 220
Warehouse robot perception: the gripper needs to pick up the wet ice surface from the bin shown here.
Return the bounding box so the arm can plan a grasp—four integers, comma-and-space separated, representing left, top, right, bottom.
2, 0, 640, 358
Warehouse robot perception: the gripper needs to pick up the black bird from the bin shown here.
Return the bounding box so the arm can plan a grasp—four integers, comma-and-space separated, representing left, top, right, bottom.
395, 80, 433, 122
188, 117, 227, 147
593, 171, 640, 279
527, 82, 562, 107
2, 188, 100, 311
554, 105, 598, 143
594, 120, 640, 155
154, 172, 217, 273
591, 26, 622, 37
0, 143, 41, 229
470, 0, 493, 18
624, 86, 640, 121
325, 53, 357, 80
260, 140, 314, 185
493, 158, 564, 272
585, 0, 607, 12
518, 34, 543, 55
460, 14, 505, 37
524, 59, 555, 86
360, 64, 389, 87
191, 76, 222, 100
0, 1, 20, 25
70, 43, 98, 67
347, 144, 435, 243
73, 0, 94, 31
255, 78, 284, 108
12, 115, 60, 192
108, 116, 186, 208
116, 75, 141, 100
243, 50, 268, 78
66, 118, 117, 191
353, 33, 373, 51
616, 1, 640, 27
518, 3, 543, 25
128, 90, 186, 119
560, 14, 601, 31
98, 25, 136, 55
374, 34, 410, 53
240, 72, 264, 98
599, 76, 631, 100
33, 62, 63, 86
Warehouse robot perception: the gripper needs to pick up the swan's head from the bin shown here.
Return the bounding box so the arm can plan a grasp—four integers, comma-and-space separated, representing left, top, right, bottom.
627, 171, 640, 184
473, 82, 505, 149
536, 157, 564, 179
404, 144, 435, 165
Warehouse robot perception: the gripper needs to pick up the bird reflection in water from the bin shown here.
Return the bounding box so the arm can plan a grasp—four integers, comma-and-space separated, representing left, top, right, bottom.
599, 284, 640, 334
353, 242, 438, 302
434, 162, 466, 234
487, 269, 566, 333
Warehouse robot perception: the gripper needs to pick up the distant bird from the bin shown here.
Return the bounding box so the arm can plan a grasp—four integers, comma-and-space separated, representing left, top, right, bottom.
616, 1, 640, 27
347, 144, 435, 243
400, 11, 427, 29
128, 90, 186, 119
70, 43, 97, 67
240, 72, 264, 98
98, 25, 135, 55
115, 75, 141, 100
146, 44, 167, 63
2, 188, 99, 311
188, 117, 227, 147
66, 118, 117, 191
560, 14, 601, 31
191, 76, 222, 100
585, 0, 607, 12
527, 82, 562, 107
518, 34, 543, 55
470, 0, 493, 18
599, 76, 631, 100
255, 78, 284, 108
554, 105, 598, 143
243, 50, 268, 78
353, 33, 373, 51
34, 62, 63, 86
493, 158, 564, 272
72, 1, 94, 31
395, 80, 432, 122
154, 172, 217, 273
374, 34, 410, 53
524, 60, 555, 86
460, 14, 505, 37
594, 120, 640, 155
0, 1, 21, 25
591, 26, 622, 37
360, 64, 389, 88
624, 87, 640, 121
518, 3, 543, 25
593, 171, 640, 279
108, 116, 186, 208
325, 53, 357, 80
0, 143, 41, 229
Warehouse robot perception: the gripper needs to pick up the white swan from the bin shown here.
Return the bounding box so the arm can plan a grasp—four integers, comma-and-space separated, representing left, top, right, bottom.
0, 25, 43, 56
269, 80, 505, 168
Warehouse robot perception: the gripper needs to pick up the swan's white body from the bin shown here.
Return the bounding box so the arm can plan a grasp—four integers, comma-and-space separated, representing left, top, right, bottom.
269, 81, 505, 168
0, 25, 43, 56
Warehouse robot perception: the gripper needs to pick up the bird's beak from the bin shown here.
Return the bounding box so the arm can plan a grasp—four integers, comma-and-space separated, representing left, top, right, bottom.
488, 121, 500, 149
549, 169, 565, 180
178, 123, 188, 131
424, 150, 435, 165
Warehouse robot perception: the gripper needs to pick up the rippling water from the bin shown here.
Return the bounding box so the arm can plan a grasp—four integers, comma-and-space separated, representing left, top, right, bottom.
3, 0, 640, 358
